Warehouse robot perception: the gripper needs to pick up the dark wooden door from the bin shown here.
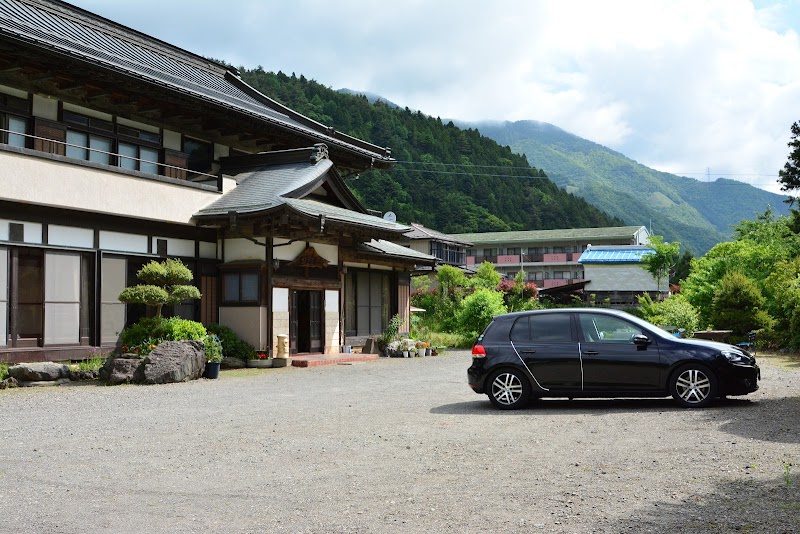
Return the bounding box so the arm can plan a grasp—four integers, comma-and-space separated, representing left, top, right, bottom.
290, 290, 323, 354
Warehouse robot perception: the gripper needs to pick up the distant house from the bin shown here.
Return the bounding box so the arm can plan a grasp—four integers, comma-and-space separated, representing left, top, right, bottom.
451, 226, 650, 288
0, 0, 434, 363
577, 245, 659, 306
405, 223, 471, 268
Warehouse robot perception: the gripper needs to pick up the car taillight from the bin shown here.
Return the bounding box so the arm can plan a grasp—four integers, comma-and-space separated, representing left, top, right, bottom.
472, 344, 486, 358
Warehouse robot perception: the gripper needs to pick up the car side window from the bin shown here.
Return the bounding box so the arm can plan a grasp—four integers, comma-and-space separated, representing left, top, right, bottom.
530, 314, 573, 342
580, 314, 643, 343
510, 317, 530, 342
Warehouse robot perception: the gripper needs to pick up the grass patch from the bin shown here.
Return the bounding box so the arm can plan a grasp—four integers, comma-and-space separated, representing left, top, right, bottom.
0, 363, 8, 381
69, 349, 110, 372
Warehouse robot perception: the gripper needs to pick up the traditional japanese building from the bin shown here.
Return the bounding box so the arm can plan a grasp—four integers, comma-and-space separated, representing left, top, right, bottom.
0, 0, 434, 363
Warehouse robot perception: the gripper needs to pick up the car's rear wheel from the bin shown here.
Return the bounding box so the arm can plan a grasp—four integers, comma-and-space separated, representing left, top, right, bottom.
487, 368, 530, 410
670, 364, 718, 408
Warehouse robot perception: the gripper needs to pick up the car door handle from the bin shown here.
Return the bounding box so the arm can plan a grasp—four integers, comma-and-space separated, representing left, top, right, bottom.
583, 351, 599, 355
520, 350, 536, 354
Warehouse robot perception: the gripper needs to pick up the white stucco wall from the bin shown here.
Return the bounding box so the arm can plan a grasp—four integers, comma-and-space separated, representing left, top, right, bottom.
0, 151, 221, 225
219, 306, 268, 351
583, 264, 658, 292
48, 225, 94, 248
224, 238, 265, 262
0, 219, 43, 244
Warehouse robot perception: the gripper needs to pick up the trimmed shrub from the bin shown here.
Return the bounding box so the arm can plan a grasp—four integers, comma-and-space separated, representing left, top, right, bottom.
206, 323, 257, 360
120, 316, 207, 352
711, 271, 772, 337
456, 288, 507, 340
638, 293, 700, 335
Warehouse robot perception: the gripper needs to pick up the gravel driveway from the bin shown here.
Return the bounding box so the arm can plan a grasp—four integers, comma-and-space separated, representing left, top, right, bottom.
1, 350, 798, 533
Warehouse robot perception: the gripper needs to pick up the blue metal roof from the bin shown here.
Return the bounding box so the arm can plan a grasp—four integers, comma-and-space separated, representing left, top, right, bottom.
578, 247, 654, 264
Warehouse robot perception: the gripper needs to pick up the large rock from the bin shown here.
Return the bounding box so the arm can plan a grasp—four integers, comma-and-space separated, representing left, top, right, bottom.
100, 357, 142, 385
8, 362, 69, 382
138, 340, 206, 385
98, 341, 208, 386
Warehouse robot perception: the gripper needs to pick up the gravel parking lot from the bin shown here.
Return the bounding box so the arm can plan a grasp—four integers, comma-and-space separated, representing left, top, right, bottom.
1, 350, 798, 533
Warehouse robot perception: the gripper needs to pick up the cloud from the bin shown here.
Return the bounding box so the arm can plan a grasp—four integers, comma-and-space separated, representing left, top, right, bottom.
71, 0, 800, 193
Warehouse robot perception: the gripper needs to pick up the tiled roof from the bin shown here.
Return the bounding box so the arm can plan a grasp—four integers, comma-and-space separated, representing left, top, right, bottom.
450, 226, 647, 245
404, 223, 473, 246
195, 159, 334, 217
285, 199, 410, 232
357, 240, 436, 262
0, 0, 392, 163
194, 156, 409, 233
578, 245, 654, 264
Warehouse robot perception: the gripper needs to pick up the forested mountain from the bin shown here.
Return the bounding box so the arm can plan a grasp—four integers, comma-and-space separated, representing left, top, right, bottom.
239, 68, 622, 233
470, 120, 790, 254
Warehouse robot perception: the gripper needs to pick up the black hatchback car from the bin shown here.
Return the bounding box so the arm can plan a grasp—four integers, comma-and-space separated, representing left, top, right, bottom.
468, 308, 759, 409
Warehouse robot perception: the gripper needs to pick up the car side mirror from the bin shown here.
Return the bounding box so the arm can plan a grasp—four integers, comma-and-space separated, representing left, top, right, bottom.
632, 334, 651, 345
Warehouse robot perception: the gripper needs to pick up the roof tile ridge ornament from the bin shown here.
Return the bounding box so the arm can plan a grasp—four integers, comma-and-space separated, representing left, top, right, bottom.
311, 143, 329, 162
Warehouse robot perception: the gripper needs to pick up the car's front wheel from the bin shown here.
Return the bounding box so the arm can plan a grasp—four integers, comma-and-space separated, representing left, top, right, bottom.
487, 368, 530, 410
670, 364, 718, 408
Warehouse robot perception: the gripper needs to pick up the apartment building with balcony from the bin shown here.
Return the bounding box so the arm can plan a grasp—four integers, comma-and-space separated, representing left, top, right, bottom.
451, 226, 650, 289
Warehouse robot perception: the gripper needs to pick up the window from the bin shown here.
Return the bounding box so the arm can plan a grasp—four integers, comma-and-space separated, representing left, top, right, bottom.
223, 271, 259, 303
579, 314, 643, 343
507, 248, 520, 256
510, 316, 530, 341
345, 270, 390, 336
183, 137, 213, 176
530, 314, 573, 342
2, 114, 29, 148
118, 125, 161, 174
63, 112, 114, 165
1, 94, 30, 148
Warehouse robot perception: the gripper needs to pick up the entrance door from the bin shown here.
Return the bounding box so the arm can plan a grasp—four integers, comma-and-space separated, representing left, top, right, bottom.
290, 290, 323, 354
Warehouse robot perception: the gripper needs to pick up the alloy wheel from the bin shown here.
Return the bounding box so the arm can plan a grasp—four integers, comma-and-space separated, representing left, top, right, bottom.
491, 372, 524, 406
674, 368, 711, 404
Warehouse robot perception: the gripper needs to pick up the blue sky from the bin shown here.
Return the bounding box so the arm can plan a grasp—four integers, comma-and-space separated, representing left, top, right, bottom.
69, 0, 800, 194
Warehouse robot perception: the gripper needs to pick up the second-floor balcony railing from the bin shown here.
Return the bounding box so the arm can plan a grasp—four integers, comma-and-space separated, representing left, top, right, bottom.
467, 252, 583, 266
1, 127, 219, 188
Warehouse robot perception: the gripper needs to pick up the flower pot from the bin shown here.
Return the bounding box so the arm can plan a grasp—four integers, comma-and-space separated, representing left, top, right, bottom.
248, 359, 273, 368
402, 351, 409, 358
204, 361, 220, 379
425, 348, 432, 356
417, 349, 425, 357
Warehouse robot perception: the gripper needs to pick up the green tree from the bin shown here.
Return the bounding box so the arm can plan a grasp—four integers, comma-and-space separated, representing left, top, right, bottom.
471, 261, 502, 290
671, 250, 693, 286
778, 121, 800, 206
638, 293, 700, 334
641, 235, 680, 294
710, 272, 771, 337
436, 265, 467, 296
456, 288, 507, 339
118, 259, 201, 317
682, 210, 800, 323
763, 257, 800, 346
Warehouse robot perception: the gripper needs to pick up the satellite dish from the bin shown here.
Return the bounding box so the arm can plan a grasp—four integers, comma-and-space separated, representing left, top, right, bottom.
383, 211, 397, 223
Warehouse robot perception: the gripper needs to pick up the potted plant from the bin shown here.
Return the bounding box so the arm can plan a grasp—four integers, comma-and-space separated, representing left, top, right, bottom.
203, 334, 223, 379
386, 340, 401, 357
248, 351, 273, 368
416, 341, 430, 357
399, 338, 417, 358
